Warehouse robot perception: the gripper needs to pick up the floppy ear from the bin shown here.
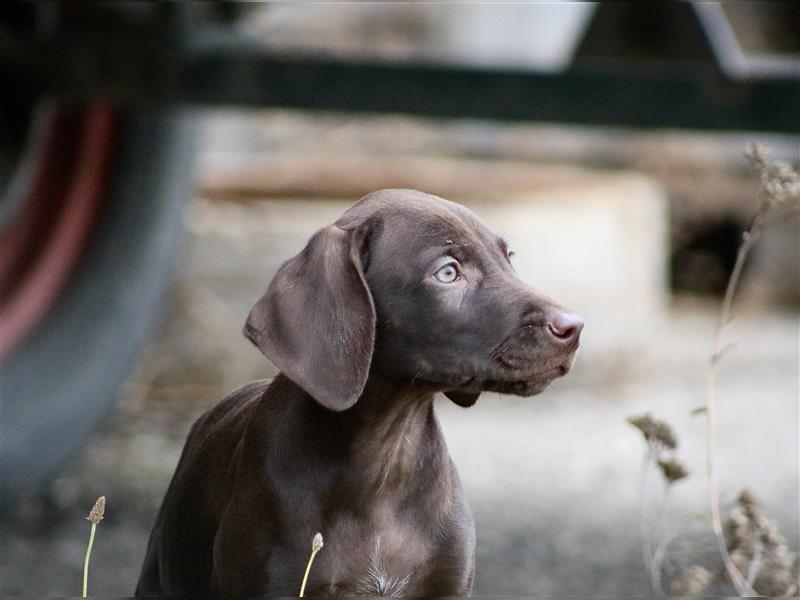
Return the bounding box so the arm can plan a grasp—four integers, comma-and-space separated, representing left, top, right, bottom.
244, 223, 375, 411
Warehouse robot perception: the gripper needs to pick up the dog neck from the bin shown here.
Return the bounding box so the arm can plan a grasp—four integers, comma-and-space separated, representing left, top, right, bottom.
264, 373, 450, 502
350, 376, 445, 496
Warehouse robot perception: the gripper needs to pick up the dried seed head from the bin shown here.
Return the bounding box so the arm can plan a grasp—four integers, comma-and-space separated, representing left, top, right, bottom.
745, 142, 769, 167
738, 488, 759, 514
670, 565, 711, 596
87, 496, 105, 524
724, 488, 797, 595
745, 143, 800, 206
627, 413, 677, 450
312, 532, 324, 554
657, 457, 689, 484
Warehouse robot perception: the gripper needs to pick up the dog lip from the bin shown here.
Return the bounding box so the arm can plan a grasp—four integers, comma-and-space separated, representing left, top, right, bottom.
493, 346, 578, 377
436, 360, 571, 394
500, 363, 566, 383
494, 354, 518, 370
484, 360, 574, 391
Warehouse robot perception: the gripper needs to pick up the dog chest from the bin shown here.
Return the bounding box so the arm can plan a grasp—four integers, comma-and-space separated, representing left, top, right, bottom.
301, 503, 436, 596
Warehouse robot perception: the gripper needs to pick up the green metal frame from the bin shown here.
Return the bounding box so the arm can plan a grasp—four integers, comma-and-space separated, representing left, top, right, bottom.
1, 2, 798, 133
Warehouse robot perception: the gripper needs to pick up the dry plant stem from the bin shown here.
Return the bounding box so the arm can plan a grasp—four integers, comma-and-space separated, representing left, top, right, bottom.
299, 533, 324, 598
299, 551, 318, 598
638, 448, 654, 577
83, 496, 105, 598
82, 522, 97, 598
650, 526, 680, 596
705, 210, 767, 597
745, 541, 763, 589
299, 549, 320, 597
649, 486, 675, 595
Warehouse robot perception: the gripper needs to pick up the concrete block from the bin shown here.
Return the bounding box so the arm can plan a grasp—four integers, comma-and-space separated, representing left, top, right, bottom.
459, 175, 668, 363
190, 169, 668, 369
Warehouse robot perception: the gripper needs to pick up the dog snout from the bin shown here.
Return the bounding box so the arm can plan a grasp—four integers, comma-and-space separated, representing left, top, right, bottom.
546, 311, 584, 346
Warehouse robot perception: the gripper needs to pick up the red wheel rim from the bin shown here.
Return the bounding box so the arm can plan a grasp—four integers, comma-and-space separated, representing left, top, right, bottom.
0, 103, 120, 358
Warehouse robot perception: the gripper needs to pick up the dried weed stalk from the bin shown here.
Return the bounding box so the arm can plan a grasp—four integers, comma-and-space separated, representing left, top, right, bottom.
82, 496, 105, 597
629, 144, 799, 596
704, 144, 799, 595
628, 414, 691, 594
299, 532, 324, 597
724, 490, 797, 596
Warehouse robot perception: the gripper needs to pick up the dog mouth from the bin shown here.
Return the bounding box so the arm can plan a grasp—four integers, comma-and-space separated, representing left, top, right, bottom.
484, 364, 567, 396
450, 362, 571, 398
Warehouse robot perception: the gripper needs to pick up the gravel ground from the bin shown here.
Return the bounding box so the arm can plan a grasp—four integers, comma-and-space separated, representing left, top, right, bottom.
1, 200, 797, 596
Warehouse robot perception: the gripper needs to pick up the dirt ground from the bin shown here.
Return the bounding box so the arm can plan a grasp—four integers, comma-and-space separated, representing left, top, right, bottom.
1, 196, 796, 596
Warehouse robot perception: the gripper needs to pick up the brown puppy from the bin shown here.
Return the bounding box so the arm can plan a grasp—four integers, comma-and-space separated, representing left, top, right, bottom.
135, 189, 583, 597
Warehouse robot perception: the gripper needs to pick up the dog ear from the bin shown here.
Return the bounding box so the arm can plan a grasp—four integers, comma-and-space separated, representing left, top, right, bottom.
444, 390, 481, 407
244, 223, 375, 411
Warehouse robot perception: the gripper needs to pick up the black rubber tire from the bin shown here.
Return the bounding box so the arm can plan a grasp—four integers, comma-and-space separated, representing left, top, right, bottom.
1, 108, 196, 502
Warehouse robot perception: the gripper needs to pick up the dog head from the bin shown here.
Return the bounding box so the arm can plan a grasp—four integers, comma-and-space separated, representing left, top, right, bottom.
245, 189, 582, 411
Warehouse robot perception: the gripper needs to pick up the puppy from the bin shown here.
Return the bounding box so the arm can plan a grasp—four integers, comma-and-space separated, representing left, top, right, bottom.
136, 189, 582, 596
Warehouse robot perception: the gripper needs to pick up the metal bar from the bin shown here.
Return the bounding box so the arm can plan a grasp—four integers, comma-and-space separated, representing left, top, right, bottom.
181, 51, 800, 133
4, 30, 799, 133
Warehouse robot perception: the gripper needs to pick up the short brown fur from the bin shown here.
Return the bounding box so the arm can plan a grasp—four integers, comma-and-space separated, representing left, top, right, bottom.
136, 189, 582, 596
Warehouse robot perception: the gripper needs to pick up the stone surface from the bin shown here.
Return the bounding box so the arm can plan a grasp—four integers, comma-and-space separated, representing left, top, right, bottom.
189, 169, 668, 368
200, 110, 799, 305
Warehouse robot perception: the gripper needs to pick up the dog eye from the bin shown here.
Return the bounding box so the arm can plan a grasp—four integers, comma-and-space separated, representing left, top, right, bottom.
433, 263, 460, 283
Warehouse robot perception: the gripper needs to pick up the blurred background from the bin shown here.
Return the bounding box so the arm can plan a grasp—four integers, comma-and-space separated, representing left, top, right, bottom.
1, 2, 798, 596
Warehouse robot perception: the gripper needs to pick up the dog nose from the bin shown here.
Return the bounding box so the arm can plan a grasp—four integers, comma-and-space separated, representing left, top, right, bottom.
547, 311, 584, 344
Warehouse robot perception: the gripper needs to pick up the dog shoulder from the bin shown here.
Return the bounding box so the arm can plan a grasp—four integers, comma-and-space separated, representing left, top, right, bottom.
184, 379, 272, 453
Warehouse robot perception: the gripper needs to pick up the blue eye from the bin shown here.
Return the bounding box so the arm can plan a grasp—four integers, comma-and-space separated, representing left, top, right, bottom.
434, 263, 459, 283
